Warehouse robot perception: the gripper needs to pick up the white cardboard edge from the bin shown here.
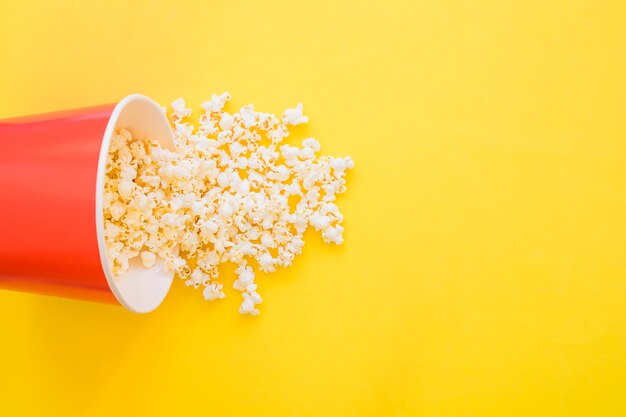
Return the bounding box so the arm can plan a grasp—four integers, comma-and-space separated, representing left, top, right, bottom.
95, 94, 175, 314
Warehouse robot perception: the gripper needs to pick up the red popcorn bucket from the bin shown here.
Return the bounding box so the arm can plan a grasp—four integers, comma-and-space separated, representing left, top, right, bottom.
0, 94, 175, 313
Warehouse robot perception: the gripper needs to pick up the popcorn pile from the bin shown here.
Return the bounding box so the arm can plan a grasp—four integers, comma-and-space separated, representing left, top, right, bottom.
103, 93, 353, 315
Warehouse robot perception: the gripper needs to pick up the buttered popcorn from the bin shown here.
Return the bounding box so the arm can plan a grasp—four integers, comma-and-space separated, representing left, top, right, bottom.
103, 93, 353, 315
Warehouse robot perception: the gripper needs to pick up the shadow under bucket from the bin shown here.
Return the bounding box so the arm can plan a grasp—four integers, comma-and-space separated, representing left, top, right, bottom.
0, 94, 175, 313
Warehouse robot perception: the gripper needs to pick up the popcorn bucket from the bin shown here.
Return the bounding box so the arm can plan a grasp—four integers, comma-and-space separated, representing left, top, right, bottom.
0, 95, 175, 313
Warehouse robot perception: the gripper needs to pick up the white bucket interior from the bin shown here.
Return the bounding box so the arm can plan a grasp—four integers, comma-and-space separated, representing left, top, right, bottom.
95, 94, 175, 313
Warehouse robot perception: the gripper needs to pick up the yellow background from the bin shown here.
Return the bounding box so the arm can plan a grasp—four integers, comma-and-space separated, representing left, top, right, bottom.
1, 1, 625, 416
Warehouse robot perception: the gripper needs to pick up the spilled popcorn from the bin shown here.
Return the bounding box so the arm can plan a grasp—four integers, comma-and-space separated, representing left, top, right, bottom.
103, 93, 353, 315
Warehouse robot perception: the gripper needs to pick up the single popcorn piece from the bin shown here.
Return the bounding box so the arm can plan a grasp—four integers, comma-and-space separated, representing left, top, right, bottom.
282, 103, 309, 126
103, 93, 353, 315
171, 98, 192, 121
203, 282, 226, 301
140, 251, 157, 268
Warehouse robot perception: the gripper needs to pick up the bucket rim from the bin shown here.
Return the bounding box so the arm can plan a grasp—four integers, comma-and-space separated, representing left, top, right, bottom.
95, 94, 175, 313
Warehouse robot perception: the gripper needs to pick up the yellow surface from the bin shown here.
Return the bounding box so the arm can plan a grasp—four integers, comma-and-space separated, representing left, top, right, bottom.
1, 1, 625, 416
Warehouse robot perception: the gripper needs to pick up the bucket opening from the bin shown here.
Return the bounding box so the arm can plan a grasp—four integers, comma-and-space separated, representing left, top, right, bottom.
95, 94, 175, 313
